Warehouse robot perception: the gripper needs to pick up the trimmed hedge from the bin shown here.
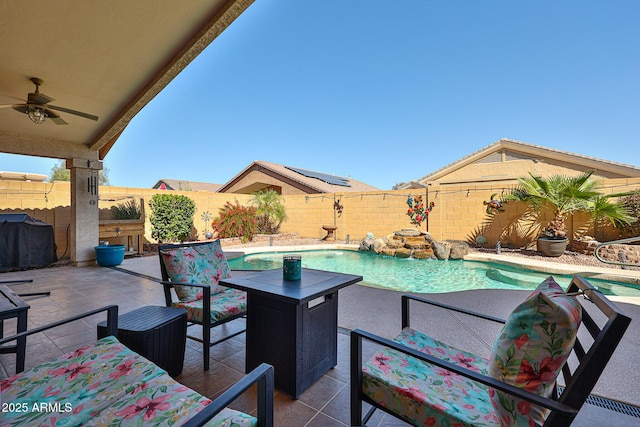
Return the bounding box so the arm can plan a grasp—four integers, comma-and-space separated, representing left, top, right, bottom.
149, 194, 195, 243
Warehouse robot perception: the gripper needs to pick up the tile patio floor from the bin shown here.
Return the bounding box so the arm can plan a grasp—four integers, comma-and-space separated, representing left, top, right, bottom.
1, 253, 639, 426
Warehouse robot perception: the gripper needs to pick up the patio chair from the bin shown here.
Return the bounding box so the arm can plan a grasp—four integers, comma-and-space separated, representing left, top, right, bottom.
158, 240, 247, 371
351, 275, 631, 426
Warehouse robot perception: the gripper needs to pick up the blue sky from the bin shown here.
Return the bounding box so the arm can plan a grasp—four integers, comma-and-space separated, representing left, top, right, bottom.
2, 0, 639, 190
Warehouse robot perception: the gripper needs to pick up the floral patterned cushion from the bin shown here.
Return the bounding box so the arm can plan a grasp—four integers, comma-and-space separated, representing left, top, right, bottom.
488, 276, 582, 426
160, 240, 232, 302
362, 327, 500, 426
84, 372, 256, 426
172, 288, 247, 324
0, 336, 257, 426
0, 336, 166, 427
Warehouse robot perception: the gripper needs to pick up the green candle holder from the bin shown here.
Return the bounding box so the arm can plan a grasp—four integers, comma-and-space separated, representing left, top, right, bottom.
283, 255, 302, 280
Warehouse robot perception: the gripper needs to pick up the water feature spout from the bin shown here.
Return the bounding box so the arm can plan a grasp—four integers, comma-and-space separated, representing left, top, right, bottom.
496, 241, 501, 254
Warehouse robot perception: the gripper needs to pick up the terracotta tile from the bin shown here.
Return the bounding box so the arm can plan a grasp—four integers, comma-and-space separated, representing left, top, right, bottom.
180, 363, 244, 398
42, 320, 92, 340
220, 349, 246, 373
272, 392, 317, 426
54, 329, 96, 351
298, 374, 347, 410
323, 351, 351, 383
306, 412, 348, 426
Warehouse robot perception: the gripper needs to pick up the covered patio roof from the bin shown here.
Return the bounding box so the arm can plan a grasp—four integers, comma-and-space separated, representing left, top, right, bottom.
0, 0, 254, 266
0, 0, 253, 161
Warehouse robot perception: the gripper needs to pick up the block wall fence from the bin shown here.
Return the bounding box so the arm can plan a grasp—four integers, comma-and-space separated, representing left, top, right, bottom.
1, 177, 639, 259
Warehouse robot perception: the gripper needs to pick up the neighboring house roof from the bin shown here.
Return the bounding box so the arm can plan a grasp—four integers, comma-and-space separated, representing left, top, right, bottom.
217, 160, 380, 194
152, 179, 222, 192
398, 138, 640, 189
0, 171, 47, 182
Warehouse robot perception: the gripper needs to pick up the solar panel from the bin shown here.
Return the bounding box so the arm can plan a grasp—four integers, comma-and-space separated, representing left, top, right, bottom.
285, 166, 352, 187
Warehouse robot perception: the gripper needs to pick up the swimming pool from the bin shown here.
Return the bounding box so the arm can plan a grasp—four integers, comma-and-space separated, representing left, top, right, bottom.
227, 249, 640, 296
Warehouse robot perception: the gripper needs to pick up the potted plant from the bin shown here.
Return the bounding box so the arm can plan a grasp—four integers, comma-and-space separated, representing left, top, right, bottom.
508, 171, 635, 257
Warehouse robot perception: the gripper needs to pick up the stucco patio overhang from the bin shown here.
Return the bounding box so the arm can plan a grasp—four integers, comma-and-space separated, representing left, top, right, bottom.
0, 0, 254, 265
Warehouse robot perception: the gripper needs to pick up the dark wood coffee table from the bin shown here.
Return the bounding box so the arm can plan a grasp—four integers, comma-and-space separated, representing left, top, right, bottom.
221, 268, 362, 398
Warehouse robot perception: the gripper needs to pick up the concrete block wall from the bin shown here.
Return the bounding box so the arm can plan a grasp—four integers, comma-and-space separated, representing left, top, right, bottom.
1, 177, 639, 260
279, 190, 426, 242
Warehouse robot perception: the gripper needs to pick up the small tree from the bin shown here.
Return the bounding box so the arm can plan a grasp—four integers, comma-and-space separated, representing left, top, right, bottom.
48, 160, 110, 185
212, 200, 257, 243
149, 194, 195, 243
249, 189, 287, 234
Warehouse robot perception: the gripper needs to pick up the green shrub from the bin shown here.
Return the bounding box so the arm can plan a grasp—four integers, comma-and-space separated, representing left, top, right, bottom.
212, 200, 257, 243
110, 199, 142, 220
149, 194, 196, 243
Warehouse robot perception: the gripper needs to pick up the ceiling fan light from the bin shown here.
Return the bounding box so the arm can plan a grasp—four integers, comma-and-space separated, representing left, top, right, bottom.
27, 106, 47, 124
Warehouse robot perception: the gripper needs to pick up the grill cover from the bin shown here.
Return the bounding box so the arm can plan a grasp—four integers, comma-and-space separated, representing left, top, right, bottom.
0, 213, 57, 270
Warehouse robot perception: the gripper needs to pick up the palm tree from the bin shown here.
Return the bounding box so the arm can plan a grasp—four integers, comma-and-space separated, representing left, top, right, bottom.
509, 171, 635, 252
250, 189, 288, 234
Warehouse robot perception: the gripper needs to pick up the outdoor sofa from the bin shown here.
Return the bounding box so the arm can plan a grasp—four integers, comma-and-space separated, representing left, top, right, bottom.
0, 306, 274, 427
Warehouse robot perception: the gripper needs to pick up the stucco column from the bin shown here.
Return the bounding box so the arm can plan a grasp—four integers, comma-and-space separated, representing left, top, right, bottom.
67, 159, 102, 267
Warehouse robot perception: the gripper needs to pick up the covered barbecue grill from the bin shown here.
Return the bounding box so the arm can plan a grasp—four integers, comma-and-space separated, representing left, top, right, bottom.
0, 213, 57, 270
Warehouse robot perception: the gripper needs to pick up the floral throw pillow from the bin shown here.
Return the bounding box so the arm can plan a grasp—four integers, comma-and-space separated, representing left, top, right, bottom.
488, 276, 582, 426
160, 240, 232, 302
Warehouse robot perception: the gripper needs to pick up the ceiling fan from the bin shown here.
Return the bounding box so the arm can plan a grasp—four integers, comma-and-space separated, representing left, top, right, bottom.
0, 77, 99, 125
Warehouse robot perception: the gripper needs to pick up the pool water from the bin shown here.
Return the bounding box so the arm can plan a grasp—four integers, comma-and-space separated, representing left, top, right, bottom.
227, 250, 640, 296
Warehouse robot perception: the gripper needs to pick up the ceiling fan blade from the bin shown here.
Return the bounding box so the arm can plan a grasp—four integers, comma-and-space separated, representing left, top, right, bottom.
0, 104, 15, 109
47, 104, 98, 121
29, 92, 55, 105
1, 94, 26, 102
49, 116, 68, 125
11, 104, 29, 114
44, 109, 68, 125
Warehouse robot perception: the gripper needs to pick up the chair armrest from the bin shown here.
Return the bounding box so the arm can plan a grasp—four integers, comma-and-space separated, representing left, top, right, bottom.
402, 294, 506, 329
351, 329, 577, 417
160, 280, 212, 308
0, 306, 119, 347
182, 363, 275, 427
160, 280, 211, 290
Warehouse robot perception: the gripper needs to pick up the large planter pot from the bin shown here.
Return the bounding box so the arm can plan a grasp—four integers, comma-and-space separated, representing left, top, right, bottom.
94, 244, 126, 267
536, 237, 568, 257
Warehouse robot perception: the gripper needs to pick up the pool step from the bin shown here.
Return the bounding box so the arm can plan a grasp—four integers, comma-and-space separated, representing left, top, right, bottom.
485, 269, 540, 288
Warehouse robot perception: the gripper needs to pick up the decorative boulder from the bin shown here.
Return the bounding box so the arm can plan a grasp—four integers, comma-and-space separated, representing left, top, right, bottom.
359, 240, 372, 251
412, 249, 435, 259
386, 238, 405, 249
359, 235, 376, 251
361, 229, 469, 262
423, 232, 437, 247
432, 241, 451, 260
395, 228, 423, 237
394, 248, 412, 258
373, 238, 386, 254
404, 236, 430, 250
449, 242, 470, 260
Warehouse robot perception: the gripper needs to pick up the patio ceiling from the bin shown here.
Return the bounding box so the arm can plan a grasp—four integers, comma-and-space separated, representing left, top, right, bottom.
0, 0, 253, 162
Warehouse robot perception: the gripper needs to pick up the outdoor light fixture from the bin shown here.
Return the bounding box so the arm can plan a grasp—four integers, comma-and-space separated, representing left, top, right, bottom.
27, 106, 47, 124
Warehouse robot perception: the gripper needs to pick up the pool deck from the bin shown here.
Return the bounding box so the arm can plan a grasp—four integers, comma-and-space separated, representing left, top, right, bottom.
1, 246, 638, 426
